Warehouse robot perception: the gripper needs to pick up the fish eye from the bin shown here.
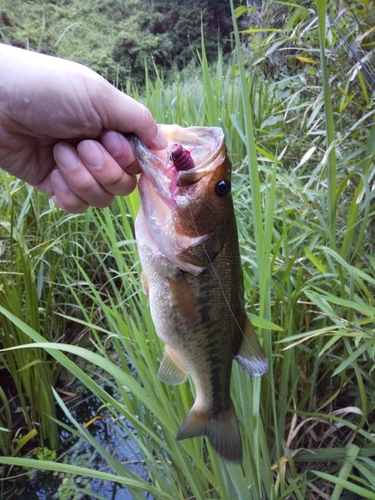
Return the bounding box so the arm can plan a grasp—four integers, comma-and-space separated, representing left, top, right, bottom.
215, 179, 231, 197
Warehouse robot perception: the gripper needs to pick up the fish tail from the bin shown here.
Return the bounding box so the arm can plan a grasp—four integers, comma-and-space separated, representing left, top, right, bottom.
176, 403, 242, 463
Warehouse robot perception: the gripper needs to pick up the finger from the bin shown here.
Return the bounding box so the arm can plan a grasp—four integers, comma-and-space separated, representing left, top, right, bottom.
77, 139, 138, 194
33, 173, 55, 196
91, 82, 168, 150
99, 130, 141, 175
53, 142, 115, 207
51, 170, 89, 213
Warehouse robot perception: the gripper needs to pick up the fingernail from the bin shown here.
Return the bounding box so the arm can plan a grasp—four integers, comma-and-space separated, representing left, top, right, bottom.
54, 143, 80, 170
152, 127, 168, 150
51, 169, 68, 190
103, 131, 124, 156
77, 140, 104, 168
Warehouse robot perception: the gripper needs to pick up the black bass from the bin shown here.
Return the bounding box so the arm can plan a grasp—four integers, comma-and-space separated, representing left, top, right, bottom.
128, 125, 268, 463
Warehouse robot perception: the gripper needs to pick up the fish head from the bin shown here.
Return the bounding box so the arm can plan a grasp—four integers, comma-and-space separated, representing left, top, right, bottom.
166, 126, 232, 237
129, 125, 234, 273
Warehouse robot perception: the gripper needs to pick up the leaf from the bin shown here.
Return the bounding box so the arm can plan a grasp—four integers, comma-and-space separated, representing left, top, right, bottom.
11, 429, 38, 457
0, 457, 175, 499
332, 342, 370, 378
294, 55, 318, 64
248, 314, 284, 332
313, 470, 375, 499
234, 5, 248, 18
304, 247, 327, 274
261, 115, 284, 128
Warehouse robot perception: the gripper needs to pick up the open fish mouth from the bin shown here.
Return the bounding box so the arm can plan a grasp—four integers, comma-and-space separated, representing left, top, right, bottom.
160, 124, 225, 174
127, 126, 226, 203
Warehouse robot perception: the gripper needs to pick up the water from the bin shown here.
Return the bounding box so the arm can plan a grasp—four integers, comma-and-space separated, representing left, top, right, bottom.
18, 391, 152, 500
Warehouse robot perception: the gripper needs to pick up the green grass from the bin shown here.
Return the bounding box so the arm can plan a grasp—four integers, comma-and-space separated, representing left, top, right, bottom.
1, 1, 375, 498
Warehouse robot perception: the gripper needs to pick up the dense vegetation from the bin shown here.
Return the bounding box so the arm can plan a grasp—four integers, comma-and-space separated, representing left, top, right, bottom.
1, 0, 375, 499
0, 0, 237, 85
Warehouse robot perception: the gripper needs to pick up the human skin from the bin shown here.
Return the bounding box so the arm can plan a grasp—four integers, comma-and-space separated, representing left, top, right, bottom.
0, 44, 167, 213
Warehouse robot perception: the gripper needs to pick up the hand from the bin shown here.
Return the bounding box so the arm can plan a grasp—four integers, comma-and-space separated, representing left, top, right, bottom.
0, 44, 167, 212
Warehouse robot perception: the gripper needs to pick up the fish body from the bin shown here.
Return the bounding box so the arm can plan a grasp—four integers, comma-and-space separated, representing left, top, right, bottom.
128, 125, 268, 463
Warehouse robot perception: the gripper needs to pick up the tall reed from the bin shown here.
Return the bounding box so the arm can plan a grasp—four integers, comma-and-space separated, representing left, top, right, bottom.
0, 182, 59, 452
1, 1, 375, 498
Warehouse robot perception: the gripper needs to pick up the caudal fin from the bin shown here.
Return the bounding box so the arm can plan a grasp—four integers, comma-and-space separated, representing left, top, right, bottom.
176, 403, 242, 463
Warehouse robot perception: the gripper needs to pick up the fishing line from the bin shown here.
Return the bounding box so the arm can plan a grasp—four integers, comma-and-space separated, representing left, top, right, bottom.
181, 177, 292, 410
327, 8, 375, 86
183, 193, 248, 341
329, 0, 375, 72
171, 157, 244, 338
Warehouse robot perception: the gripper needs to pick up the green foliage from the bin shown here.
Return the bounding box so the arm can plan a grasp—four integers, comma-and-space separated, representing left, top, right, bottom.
0, 183, 60, 454
1, 0, 375, 498
0, 0, 237, 85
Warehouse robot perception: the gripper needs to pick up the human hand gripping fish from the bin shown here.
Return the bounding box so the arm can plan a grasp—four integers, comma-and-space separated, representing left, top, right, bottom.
127, 125, 268, 463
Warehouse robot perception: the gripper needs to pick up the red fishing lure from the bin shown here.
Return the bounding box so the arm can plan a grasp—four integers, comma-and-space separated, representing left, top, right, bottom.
165, 143, 196, 206
170, 143, 196, 171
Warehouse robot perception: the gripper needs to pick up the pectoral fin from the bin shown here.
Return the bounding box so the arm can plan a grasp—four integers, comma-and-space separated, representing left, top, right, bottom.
158, 347, 188, 385
234, 318, 268, 377
141, 270, 149, 299
168, 272, 198, 329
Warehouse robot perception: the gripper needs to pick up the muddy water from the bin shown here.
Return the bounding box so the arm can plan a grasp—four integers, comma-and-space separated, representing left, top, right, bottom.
22, 392, 152, 500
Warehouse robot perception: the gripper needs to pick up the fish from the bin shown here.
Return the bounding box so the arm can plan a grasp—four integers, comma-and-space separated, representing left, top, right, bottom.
127, 125, 268, 463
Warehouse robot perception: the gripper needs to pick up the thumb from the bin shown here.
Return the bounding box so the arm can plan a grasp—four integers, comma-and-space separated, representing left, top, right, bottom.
91, 78, 167, 150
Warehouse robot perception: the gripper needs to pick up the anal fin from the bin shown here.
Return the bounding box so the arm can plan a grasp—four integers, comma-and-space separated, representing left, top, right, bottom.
158, 347, 188, 385
234, 318, 268, 377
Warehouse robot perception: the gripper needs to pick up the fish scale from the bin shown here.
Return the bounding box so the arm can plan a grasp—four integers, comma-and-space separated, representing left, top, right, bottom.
128, 125, 268, 463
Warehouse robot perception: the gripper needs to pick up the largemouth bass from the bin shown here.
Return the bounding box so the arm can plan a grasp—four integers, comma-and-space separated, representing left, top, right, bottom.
128, 125, 268, 463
